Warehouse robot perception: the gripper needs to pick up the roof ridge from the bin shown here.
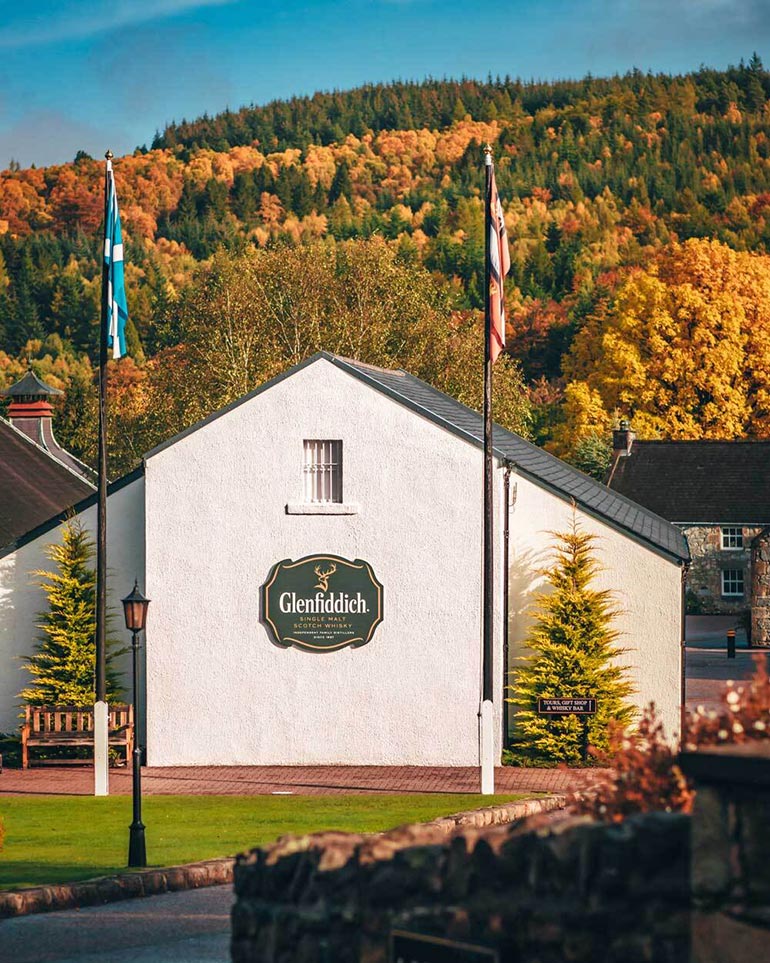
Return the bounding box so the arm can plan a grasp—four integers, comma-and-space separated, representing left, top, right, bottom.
330, 354, 406, 376
140, 352, 687, 563
632, 439, 770, 445
332, 358, 688, 563
0, 417, 96, 489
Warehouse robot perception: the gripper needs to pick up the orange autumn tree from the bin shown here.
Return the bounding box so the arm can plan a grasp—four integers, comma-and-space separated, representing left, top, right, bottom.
553, 239, 770, 455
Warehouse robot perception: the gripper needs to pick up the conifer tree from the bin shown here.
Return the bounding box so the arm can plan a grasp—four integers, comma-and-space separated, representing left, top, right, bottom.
508, 516, 635, 764
20, 519, 123, 706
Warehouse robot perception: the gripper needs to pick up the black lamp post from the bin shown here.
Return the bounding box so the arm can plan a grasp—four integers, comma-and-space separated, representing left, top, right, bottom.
122, 580, 150, 868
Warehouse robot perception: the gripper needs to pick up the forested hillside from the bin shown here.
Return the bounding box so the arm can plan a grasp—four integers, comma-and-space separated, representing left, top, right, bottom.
1, 59, 770, 477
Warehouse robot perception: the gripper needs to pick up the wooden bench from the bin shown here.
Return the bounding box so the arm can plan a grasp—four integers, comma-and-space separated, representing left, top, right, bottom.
21, 705, 134, 769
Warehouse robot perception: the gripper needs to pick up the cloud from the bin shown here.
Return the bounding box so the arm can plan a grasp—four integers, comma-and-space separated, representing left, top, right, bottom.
0, 0, 238, 50
611, 0, 766, 26
88, 21, 234, 129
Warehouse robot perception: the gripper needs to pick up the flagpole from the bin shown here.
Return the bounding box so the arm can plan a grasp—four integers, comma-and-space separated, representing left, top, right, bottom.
480, 144, 495, 795
94, 149, 113, 797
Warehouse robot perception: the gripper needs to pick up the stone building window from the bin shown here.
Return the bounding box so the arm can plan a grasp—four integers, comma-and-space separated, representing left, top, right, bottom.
721, 527, 744, 549
303, 440, 342, 504
721, 569, 745, 597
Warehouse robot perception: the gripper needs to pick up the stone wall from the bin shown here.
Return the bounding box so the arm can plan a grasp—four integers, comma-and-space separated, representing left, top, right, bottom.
231, 808, 690, 963
682, 744, 770, 963
683, 525, 762, 616
751, 530, 770, 647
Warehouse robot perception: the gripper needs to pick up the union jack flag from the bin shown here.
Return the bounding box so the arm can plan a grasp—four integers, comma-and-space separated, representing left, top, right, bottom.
487, 165, 510, 363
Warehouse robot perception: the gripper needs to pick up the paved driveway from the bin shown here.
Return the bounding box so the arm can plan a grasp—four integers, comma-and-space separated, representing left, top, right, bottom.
0, 886, 233, 963
685, 645, 769, 710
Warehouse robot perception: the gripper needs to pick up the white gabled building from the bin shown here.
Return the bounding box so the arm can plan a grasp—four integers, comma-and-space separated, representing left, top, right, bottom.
0, 353, 689, 764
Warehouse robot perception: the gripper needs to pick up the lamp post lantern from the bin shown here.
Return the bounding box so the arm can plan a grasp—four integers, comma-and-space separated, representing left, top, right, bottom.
122, 580, 150, 868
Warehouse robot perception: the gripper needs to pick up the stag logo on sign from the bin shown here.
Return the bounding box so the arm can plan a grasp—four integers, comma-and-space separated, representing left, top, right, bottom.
262, 555, 383, 651
314, 562, 336, 592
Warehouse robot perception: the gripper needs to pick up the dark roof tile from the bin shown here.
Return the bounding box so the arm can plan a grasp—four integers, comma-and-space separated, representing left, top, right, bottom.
609, 441, 770, 524
330, 356, 689, 562
0, 419, 94, 547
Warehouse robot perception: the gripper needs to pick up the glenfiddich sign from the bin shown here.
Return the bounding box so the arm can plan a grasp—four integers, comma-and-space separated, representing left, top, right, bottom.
262, 555, 384, 651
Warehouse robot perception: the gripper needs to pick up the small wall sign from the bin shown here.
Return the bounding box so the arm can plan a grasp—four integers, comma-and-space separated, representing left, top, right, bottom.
537, 698, 597, 715
262, 554, 383, 651
390, 931, 499, 963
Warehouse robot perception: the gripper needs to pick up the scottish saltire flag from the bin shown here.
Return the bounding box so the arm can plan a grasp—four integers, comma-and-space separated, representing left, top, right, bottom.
487, 166, 510, 364
104, 159, 128, 359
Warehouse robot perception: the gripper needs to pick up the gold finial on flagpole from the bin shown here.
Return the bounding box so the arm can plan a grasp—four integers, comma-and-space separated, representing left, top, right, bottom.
483, 142, 493, 166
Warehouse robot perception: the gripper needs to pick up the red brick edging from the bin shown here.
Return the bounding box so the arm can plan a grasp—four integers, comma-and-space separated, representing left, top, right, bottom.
0, 794, 566, 919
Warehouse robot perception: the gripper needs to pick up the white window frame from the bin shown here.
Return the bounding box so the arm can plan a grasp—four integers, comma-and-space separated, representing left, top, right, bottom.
303, 440, 343, 505
721, 569, 745, 597
721, 527, 744, 550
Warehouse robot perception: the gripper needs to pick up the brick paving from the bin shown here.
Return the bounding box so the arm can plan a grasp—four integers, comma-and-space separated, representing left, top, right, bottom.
0, 763, 595, 797
3, 644, 752, 799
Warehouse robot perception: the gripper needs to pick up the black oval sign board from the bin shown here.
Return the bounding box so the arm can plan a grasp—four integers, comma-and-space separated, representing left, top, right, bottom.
262, 554, 384, 651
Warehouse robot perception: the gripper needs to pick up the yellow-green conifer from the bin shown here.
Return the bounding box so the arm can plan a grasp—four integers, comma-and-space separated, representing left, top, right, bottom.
508, 517, 635, 764
19, 519, 123, 706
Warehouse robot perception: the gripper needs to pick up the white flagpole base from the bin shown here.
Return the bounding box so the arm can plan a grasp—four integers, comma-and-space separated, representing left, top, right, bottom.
94, 701, 109, 797
480, 699, 495, 795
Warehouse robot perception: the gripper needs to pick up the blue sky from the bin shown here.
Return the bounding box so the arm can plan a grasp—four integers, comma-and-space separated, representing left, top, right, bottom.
0, 0, 768, 168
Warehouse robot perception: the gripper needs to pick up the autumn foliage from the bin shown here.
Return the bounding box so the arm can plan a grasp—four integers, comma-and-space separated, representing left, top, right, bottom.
570, 706, 696, 822
571, 654, 770, 822
684, 653, 770, 747
555, 239, 770, 453
1, 61, 770, 470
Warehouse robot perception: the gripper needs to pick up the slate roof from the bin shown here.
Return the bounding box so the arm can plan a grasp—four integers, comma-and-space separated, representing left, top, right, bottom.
146, 352, 689, 563
0, 418, 95, 548
1, 370, 63, 398
607, 440, 770, 525
328, 356, 689, 562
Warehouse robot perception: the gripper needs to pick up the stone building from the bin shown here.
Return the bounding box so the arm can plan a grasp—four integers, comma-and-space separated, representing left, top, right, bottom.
607, 425, 770, 636
0, 354, 690, 759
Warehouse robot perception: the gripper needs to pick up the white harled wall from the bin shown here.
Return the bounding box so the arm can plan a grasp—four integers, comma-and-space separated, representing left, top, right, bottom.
506, 471, 683, 740
144, 359, 504, 766
0, 477, 145, 734
0, 357, 684, 760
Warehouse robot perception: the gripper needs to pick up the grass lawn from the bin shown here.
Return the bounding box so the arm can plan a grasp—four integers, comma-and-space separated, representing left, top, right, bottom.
0, 793, 530, 890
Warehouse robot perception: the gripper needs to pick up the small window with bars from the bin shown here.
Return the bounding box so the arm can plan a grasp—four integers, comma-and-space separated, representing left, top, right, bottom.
303, 440, 342, 504
721, 527, 744, 550
721, 569, 744, 597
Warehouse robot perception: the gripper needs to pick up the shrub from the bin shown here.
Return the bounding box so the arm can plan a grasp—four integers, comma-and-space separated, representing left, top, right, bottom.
569, 704, 695, 822
0, 732, 21, 768
571, 653, 770, 820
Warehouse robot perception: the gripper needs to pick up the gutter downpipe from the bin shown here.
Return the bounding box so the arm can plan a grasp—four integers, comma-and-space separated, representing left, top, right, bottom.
680, 559, 690, 747
503, 462, 514, 751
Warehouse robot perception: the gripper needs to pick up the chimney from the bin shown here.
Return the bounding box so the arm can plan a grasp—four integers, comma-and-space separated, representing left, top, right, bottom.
612, 418, 635, 458
1, 370, 94, 483
2, 369, 63, 444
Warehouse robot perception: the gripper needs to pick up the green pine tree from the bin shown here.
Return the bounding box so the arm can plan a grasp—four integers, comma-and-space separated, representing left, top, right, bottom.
507, 516, 635, 764
568, 432, 613, 481
19, 519, 124, 706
